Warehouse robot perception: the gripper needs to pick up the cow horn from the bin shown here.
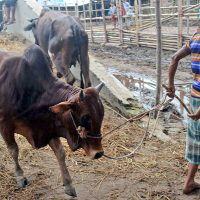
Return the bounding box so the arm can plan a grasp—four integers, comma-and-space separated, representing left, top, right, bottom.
27, 17, 38, 22
79, 90, 85, 101
95, 82, 105, 93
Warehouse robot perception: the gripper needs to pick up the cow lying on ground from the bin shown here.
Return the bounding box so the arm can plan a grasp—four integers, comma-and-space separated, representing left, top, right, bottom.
24, 8, 91, 88
0, 44, 104, 197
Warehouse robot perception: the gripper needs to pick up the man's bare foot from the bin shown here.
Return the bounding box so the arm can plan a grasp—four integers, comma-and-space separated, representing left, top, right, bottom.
183, 181, 200, 194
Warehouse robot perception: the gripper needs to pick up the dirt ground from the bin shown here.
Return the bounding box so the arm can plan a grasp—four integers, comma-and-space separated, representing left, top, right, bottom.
0, 34, 199, 200
89, 42, 193, 83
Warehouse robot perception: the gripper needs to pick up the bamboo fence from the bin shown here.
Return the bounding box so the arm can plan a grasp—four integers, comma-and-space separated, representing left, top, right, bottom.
48, 1, 200, 51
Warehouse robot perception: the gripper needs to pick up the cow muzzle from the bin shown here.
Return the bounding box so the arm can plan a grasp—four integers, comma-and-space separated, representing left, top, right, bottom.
86, 149, 104, 160
82, 138, 104, 160
94, 151, 104, 159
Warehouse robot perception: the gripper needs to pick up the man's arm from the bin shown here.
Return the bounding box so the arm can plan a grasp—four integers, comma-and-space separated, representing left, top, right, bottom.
167, 45, 191, 97
188, 107, 200, 120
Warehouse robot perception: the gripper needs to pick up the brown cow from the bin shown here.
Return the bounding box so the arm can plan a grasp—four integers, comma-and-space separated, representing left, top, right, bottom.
0, 44, 104, 197
24, 8, 91, 88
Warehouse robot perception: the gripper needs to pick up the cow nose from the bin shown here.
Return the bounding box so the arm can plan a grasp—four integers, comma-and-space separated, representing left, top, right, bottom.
57, 72, 63, 78
94, 151, 104, 159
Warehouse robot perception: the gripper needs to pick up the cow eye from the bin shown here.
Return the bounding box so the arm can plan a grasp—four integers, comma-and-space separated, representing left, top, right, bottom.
80, 114, 91, 129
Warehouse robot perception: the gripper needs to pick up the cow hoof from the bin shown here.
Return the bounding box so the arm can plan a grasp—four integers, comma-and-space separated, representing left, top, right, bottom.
64, 184, 77, 197
17, 177, 29, 188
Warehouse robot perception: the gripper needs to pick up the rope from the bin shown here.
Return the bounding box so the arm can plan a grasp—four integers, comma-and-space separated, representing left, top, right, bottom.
103, 84, 192, 160
103, 112, 151, 160
103, 94, 168, 139
162, 84, 191, 114
103, 94, 169, 160
149, 97, 173, 138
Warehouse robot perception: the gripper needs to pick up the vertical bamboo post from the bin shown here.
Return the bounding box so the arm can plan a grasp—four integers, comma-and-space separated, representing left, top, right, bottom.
186, 0, 190, 35
116, 0, 123, 44
66, 3, 68, 15
75, 2, 79, 18
134, 0, 139, 47
155, 0, 162, 115
89, 0, 94, 43
101, 0, 108, 43
95, 2, 97, 22
138, 0, 142, 23
186, 16, 189, 35
83, 0, 87, 30
178, 0, 183, 48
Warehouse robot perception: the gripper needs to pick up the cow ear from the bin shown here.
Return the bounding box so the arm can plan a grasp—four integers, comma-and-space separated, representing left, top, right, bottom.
49, 102, 74, 113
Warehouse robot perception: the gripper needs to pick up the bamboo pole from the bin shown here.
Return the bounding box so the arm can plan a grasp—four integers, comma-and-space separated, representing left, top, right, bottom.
155, 0, 162, 116
89, 0, 94, 43
116, 0, 123, 44
138, 0, 142, 22
75, 2, 79, 18
178, 0, 183, 48
95, 2, 97, 22
101, 0, 108, 43
82, 0, 87, 30
186, 15, 189, 35
134, 0, 139, 47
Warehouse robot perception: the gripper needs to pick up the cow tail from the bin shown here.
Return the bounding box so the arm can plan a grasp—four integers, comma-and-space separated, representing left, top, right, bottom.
72, 25, 84, 88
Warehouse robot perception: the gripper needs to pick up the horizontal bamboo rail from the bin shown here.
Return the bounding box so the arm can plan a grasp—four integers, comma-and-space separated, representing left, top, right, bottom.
86, 28, 192, 51
46, 2, 199, 52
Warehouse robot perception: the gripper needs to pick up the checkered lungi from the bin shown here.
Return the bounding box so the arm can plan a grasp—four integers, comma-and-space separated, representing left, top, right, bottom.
186, 97, 200, 165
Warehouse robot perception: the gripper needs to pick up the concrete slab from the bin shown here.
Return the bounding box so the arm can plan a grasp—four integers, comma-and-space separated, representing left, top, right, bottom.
89, 55, 143, 116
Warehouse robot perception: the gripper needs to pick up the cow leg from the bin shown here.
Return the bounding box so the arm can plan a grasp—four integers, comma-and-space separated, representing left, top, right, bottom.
80, 41, 91, 88
61, 52, 75, 85
5, 6, 10, 24
1, 132, 28, 188
49, 138, 77, 197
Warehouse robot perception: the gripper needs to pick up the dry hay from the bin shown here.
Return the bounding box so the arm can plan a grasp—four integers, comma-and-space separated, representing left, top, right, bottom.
0, 103, 189, 200
0, 33, 29, 52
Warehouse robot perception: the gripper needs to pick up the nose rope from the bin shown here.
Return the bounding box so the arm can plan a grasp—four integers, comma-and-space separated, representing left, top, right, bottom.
69, 111, 102, 139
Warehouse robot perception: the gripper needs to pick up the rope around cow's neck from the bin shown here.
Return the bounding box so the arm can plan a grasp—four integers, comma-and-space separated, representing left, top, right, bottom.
103, 84, 192, 160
